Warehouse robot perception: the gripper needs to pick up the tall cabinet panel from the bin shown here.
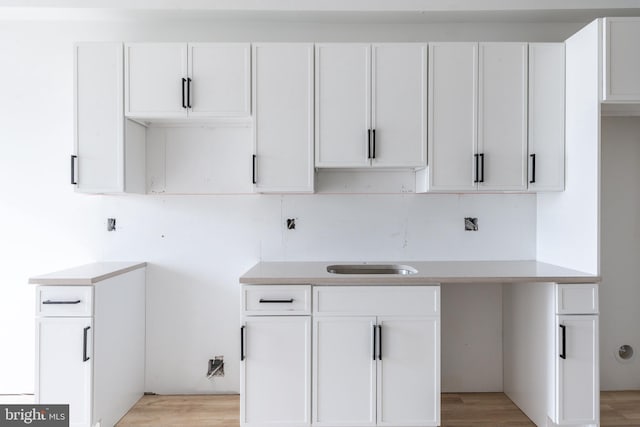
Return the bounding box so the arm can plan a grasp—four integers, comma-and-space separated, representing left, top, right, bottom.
371, 44, 427, 168
315, 44, 371, 167
528, 43, 565, 191
427, 43, 478, 191
74, 43, 130, 194
253, 43, 314, 193
478, 43, 528, 191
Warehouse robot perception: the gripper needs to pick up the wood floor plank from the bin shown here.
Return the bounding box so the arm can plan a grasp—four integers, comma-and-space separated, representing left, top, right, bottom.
116, 391, 640, 426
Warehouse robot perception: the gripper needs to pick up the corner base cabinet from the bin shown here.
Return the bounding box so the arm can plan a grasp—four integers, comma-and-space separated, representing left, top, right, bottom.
240, 284, 440, 427
33, 264, 146, 427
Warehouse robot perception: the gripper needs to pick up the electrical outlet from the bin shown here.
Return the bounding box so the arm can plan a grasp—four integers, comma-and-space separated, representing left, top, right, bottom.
207, 356, 224, 378
464, 217, 478, 231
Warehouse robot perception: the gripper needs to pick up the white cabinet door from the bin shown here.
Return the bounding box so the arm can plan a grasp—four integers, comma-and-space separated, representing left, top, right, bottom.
371, 44, 427, 168
36, 318, 93, 427
528, 43, 565, 192
377, 317, 440, 427
313, 317, 377, 426
188, 43, 251, 117
253, 44, 314, 193
315, 44, 371, 168
603, 18, 640, 101
552, 315, 599, 425
241, 317, 311, 426
74, 42, 124, 194
478, 43, 528, 191
428, 43, 478, 191
125, 43, 188, 117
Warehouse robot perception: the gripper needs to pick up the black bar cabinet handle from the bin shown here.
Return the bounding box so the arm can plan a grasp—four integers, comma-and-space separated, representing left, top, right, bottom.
367, 129, 372, 159
259, 298, 294, 304
187, 78, 192, 108
240, 326, 246, 361
372, 129, 376, 159
530, 154, 536, 184
474, 154, 479, 183
83, 326, 90, 362
479, 153, 485, 183
559, 324, 566, 359
252, 155, 257, 184
70, 155, 77, 185
372, 324, 377, 361
43, 299, 81, 305
377, 325, 382, 360
181, 78, 187, 109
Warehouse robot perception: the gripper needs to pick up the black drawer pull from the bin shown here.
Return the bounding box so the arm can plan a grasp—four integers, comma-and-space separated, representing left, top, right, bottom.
43, 299, 81, 305
259, 298, 294, 304
559, 324, 566, 360
240, 326, 246, 361
83, 326, 91, 362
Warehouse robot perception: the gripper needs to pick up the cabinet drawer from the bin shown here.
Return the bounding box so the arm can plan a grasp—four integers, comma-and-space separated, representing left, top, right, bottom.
314, 286, 440, 316
243, 285, 311, 315
36, 286, 93, 317
556, 284, 598, 314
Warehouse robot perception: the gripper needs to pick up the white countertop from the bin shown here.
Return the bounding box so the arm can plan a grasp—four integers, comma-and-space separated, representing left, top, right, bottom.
29, 262, 147, 285
239, 260, 599, 285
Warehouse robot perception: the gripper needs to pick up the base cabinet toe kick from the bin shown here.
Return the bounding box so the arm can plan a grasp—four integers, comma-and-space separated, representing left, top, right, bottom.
240, 282, 599, 427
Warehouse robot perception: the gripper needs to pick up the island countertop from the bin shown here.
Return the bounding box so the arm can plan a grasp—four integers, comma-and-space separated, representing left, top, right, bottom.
239, 260, 599, 285
29, 262, 147, 285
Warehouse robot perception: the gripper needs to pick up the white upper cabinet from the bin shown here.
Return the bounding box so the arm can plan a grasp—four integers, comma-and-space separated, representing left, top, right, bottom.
74, 42, 145, 194
603, 17, 640, 102
372, 44, 427, 168
188, 43, 251, 117
125, 43, 250, 119
427, 43, 478, 192
315, 44, 371, 167
426, 42, 527, 192
253, 43, 314, 193
528, 43, 565, 192
478, 43, 528, 191
315, 43, 427, 169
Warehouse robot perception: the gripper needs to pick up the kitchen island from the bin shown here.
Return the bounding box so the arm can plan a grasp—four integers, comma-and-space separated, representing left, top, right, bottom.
239, 260, 599, 427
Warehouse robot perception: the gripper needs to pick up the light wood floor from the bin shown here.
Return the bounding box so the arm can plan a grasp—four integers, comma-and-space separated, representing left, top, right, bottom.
117, 391, 640, 426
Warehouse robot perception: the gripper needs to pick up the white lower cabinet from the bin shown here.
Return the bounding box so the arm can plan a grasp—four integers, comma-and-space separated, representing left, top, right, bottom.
34, 268, 146, 427
552, 316, 599, 425
241, 285, 440, 427
313, 316, 377, 426
241, 285, 312, 427
313, 286, 440, 427
549, 284, 599, 426
36, 317, 93, 427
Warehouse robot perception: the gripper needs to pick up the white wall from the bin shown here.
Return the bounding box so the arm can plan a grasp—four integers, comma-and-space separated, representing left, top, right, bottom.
0, 16, 583, 395
600, 117, 640, 390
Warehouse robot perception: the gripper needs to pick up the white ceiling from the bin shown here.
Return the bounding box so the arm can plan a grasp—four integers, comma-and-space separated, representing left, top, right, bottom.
1, 0, 640, 22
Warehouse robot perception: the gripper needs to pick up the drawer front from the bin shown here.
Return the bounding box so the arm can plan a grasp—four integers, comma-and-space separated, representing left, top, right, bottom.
314, 286, 440, 316
37, 286, 93, 317
556, 284, 598, 314
243, 285, 311, 315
